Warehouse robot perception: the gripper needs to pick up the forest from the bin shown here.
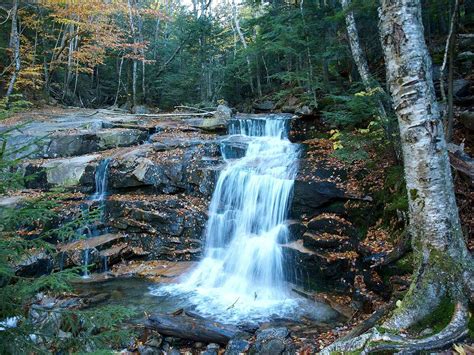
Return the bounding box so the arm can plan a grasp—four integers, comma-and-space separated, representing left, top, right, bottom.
0, 0, 473, 353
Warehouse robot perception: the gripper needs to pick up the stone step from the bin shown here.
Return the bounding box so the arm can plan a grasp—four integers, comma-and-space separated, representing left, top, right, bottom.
57, 233, 127, 269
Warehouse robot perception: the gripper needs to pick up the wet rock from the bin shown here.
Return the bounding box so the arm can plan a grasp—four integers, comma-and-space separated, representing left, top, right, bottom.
15, 251, 53, 277
286, 220, 307, 242
225, 334, 251, 355
282, 240, 356, 290
57, 233, 127, 269
291, 180, 346, 217
250, 327, 289, 355
105, 195, 207, 260
203, 343, 220, 355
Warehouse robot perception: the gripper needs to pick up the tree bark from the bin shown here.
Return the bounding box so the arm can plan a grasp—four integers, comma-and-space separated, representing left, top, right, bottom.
321, 1, 473, 352
378, 0, 472, 330
231, 0, 254, 94
5, 0, 20, 105
440, 0, 459, 142
341, 0, 371, 89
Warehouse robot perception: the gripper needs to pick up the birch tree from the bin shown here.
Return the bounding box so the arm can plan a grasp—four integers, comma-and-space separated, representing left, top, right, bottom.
5, 0, 20, 105
322, 0, 473, 352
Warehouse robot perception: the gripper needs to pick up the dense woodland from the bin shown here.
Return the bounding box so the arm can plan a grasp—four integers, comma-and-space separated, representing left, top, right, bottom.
0, 0, 473, 353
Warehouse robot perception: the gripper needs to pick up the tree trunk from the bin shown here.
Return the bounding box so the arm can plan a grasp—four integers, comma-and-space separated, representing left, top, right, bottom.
321, 1, 473, 352
232, 0, 254, 94
378, 0, 472, 329
5, 0, 20, 105
440, 0, 459, 142
341, 0, 371, 88
127, 0, 138, 108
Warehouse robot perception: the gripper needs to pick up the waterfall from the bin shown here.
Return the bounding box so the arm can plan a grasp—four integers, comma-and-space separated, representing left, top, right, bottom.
159, 114, 300, 323
91, 158, 110, 202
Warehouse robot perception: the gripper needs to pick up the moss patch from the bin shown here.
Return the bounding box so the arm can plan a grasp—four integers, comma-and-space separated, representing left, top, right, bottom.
409, 296, 455, 335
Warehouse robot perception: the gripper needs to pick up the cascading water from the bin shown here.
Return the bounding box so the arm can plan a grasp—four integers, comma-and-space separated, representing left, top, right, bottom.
91, 158, 110, 203
81, 158, 111, 277
155, 114, 301, 323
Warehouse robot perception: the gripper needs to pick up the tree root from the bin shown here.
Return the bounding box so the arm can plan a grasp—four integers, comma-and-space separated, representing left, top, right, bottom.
320, 301, 469, 354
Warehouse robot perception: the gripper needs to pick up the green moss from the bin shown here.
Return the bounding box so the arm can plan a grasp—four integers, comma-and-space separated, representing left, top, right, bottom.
409, 188, 418, 201
409, 296, 455, 335
468, 304, 474, 339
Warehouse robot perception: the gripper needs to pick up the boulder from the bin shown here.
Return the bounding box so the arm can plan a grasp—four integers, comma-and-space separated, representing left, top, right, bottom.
214, 104, 233, 120
253, 100, 275, 112
458, 51, 474, 62
31, 154, 99, 189
250, 327, 290, 355
295, 106, 313, 116
225, 335, 251, 355
187, 117, 228, 132
132, 105, 151, 114
96, 129, 147, 149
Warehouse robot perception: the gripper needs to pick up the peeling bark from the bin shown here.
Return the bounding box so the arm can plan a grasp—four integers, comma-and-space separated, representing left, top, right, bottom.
5, 0, 20, 105
378, 0, 473, 330
321, 1, 473, 352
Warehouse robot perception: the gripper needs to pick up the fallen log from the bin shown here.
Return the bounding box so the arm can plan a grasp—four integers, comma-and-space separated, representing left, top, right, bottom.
145, 311, 243, 344
447, 144, 474, 185
97, 109, 216, 118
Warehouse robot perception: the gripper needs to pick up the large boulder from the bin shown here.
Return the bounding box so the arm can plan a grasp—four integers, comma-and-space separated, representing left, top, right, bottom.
214, 104, 233, 120
187, 117, 228, 132
253, 100, 275, 112
24, 154, 99, 189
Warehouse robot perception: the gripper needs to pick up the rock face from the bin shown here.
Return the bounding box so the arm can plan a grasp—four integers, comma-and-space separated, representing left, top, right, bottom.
105, 194, 208, 260
4, 108, 379, 299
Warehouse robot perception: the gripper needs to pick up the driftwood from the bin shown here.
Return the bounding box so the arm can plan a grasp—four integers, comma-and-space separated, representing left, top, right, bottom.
145, 311, 242, 344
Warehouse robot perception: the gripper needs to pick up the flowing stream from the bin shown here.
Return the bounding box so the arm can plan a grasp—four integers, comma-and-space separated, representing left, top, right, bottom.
155, 114, 303, 323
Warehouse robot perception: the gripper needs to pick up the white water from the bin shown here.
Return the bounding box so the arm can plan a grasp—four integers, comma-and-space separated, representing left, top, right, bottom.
91, 158, 110, 202
155, 114, 301, 323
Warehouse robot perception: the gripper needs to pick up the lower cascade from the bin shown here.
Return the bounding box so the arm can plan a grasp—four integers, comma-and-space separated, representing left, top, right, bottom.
154, 114, 302, 323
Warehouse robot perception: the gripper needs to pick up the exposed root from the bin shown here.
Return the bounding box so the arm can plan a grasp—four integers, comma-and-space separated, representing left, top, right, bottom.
320, 301, 469, 354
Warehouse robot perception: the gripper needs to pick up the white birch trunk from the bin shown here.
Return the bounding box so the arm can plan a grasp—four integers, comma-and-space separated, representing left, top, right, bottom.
5, 0, 20, 103
378, 0, 473, 329
341, 0, 371, 89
